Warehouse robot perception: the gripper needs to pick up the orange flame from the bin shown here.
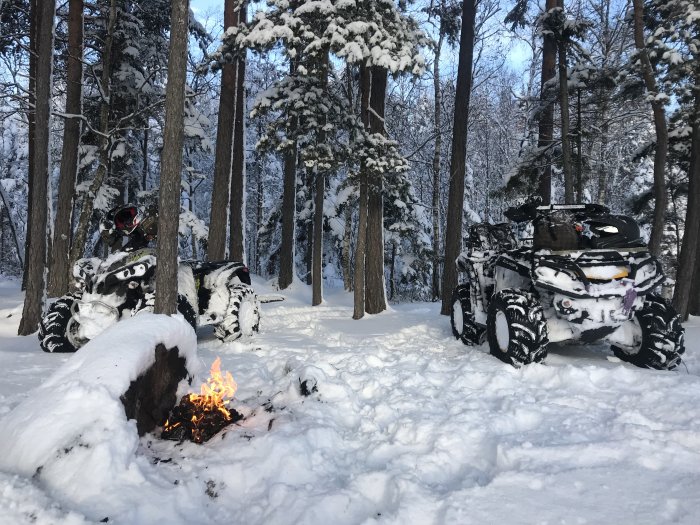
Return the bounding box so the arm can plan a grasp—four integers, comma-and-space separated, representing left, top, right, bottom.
189, 357, 238, 419
163, 357, 238, 438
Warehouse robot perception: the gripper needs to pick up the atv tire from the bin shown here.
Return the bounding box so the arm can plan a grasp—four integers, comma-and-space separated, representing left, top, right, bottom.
486, 288, 548, 367
612, 295, 684, 370
451, 285, 484, 345
38, 293, 82, 353
215, 284, 260, 342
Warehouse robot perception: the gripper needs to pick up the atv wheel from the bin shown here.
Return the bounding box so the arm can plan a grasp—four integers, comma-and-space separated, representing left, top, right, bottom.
133, 293, 198, 330
451, 285, 484, 345
38, 293, 82, 353
486, 289, 548, 367
214, 284, 260, 342
612, 295, 684, 370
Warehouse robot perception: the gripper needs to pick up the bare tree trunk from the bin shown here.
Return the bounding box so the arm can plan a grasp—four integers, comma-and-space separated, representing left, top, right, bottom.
440, 0, 476, 316
312, 50, 329, 306
0, 185, 23, 267
49, 0, 84, 297
672, 70, 700, 320
341, 64, 354, 292
689, 235, 700, 316
596, 102, 610, 204
431, 30, 444, 301
154, 0, 189, 315
353, 64, 370, 319
365, 65, 388, 315
557, 3, 574, 204
278, 61, 297, 289
342, 204, 353, 291
207, 0, 238, 261
632, 0, 667, 256
229, 15, 247, 262
255, 147, 263, 274
19, 0, 55, 335
142, 127, 149, 190
537, 0, 558, 204
22, 0, 37, 291
69, 0, 117, 268
575, 89, 584, 201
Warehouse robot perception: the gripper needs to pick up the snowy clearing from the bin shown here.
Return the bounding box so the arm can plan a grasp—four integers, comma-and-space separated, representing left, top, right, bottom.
1, 276, 699, 525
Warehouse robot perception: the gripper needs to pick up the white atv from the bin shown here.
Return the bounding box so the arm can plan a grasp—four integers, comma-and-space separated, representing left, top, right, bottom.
39, 249, 260, 352
451, 203, 685, 370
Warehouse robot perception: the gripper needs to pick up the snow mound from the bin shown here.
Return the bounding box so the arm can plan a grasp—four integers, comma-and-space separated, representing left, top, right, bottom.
0, 314, 200, 518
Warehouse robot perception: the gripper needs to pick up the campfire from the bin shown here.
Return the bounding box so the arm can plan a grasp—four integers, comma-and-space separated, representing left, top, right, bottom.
162, 357, 243, 443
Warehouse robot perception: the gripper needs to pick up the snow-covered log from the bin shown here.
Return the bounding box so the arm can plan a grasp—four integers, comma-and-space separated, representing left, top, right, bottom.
0, 314, 200, 506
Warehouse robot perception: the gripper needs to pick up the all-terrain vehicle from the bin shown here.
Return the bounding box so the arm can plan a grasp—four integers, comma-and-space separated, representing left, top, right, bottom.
39, 248, 261, 352
450, 203, 685, 370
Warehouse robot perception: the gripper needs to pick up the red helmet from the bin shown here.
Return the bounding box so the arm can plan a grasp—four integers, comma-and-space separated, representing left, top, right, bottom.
112, 205, 140, 234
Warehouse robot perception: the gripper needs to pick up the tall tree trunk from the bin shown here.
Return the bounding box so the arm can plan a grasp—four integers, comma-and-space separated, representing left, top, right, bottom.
154, 0, 189, 315
537, 0, 558, 203
49, 0, 84, 297
256, 153, 263, 274
142, 126, 149, 190
365, 65, 388, 315
689, 234, 700, 316
341, 64, 354, 292
0, 185, 23, 267
207, 0, 238, 261
440, 0, 476, 316
342, 204, 353, 291
18, 0, 55, 335
312, 50, 330, 306
632, 0, 667, 256
229, 17, 247, 262
557, 3, 574, 204
278, 60, 298, 290
575, 88, 584, 202
596, 102, 610, 204
672, 70, 700, 320
431, 30, 444, 301
22, 0, 37, 291
353, 64, 371, 319
69, 0, 117, 268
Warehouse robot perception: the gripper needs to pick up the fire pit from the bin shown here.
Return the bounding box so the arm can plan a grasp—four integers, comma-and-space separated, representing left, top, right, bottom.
162, 357, 243, 443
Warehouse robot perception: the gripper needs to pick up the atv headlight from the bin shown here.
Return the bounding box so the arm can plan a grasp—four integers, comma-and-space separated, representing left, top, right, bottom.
581, 265, 629, 281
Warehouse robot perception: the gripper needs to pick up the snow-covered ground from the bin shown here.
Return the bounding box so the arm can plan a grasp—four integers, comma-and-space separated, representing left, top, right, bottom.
1, 276, 699, 525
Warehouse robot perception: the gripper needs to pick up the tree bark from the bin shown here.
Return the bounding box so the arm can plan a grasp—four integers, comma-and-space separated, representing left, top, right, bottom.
120, 344, 188, 436
22, 0, 37, 292
342, 65, 354, 292
557, 3, 574, 204
69, 0, 117, 269
431, 30, 444, 301
672, 70, 700, 320
353, 64, 371, 319
537, 0, 558, 204
365, 65, 388, 315
575, 89, 584, 202
154, 0, 189, 315
689, 233, 700, 316
632, 0, 667, 256
229, 18, 247, 263
440, 0, 476, 316
312, 51, 330, 307
49, 0, 84, 297
278, 60, 298, 290
19, 0, 55, 335
207, 0, 239, 261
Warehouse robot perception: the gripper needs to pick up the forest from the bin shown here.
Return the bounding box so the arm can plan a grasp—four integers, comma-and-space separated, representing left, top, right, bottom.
0, 0, 699, 332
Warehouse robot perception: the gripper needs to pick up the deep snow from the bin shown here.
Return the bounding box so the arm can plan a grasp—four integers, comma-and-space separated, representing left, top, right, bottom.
0, 276, 699, 525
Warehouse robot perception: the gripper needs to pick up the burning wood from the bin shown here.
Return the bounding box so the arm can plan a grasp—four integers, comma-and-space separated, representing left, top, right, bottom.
162, 357, 243, 443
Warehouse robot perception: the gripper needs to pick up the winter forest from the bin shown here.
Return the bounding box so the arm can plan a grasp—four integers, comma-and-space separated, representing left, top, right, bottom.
1, 0, 699, 325
1, 0, 700, 523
